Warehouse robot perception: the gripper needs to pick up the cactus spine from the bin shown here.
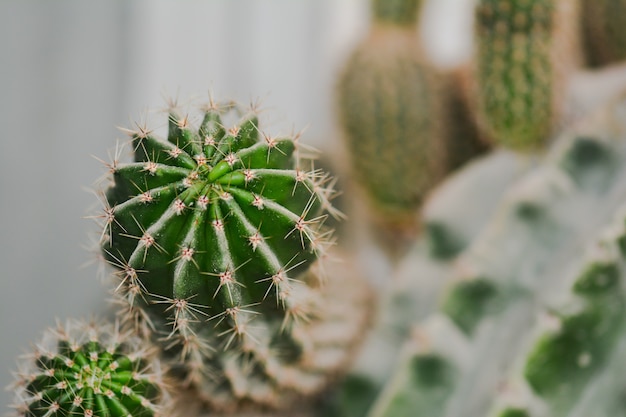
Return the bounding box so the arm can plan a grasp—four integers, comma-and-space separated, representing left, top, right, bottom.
337, 0, 446, 232
98, 99, 369, 410
11, 319, 168, 417
473, 0, 580, 151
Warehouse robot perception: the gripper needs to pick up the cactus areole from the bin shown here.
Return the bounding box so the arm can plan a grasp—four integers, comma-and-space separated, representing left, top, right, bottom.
101, 100, 337, 339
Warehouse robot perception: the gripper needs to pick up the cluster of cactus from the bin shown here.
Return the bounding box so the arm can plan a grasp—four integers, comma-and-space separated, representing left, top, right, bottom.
328, 91, 626, 416
8, 1, 626, 417
325, 1, 626, 415
7, 98, 371, 416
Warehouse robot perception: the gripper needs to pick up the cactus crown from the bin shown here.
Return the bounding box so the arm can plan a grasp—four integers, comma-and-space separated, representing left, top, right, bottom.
11, 320, 166, 417
372, 0, 421, 27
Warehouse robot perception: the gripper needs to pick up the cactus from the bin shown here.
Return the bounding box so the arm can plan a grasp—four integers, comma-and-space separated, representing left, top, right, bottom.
581, 0, 626, 67
331, 91, 626, 416
337, 0, 446, 235
9, 3, 626, 417
325, 146, 536, 417
97, 99, 369, 411
10, 319, 168, 417
472, 0, 580, 151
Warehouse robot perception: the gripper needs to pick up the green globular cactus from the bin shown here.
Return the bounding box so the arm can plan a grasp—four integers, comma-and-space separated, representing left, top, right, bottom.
337, 0, 446, 235
330, 92, 626, 417
473, 0, 578, 151
11, 319, 168, 417
581, 0, 626, 67
98, 99, 369, 411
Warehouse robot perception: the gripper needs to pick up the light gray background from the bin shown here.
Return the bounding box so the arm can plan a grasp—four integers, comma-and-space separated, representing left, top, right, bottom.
0, 0, 472, 409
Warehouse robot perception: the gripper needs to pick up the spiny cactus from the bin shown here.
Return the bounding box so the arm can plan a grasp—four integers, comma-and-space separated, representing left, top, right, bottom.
10, 319, 168, 417
337, 0, 446, 235
342, 91, 626, 417
472, 0, 580, 151
581, 0, 626, 67
97, 99, 369, 410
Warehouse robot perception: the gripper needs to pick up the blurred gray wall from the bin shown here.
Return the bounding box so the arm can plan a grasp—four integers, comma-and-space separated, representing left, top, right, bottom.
0, 0, 471, 409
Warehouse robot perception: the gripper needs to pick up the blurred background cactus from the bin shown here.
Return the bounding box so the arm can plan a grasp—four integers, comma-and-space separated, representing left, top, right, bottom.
470, 0, 581, 151
329, 93, 626, 416
337, 0, 442, 237
337, 0, 487, 257
4, 0, 626, 416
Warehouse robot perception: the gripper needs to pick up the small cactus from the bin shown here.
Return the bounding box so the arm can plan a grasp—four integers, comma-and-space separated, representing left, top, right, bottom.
97, 99, 369, 410
11, 319, 167, 417
337, 0, 446, 235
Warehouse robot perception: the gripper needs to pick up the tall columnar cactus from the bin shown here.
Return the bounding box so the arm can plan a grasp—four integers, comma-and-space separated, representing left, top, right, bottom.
97, 99, 369, 411
580, 0, 626, 67
334, 92, 626, 416
473, 0, 580, 151
337, 0, 446, 233
10, 319, 168, 417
